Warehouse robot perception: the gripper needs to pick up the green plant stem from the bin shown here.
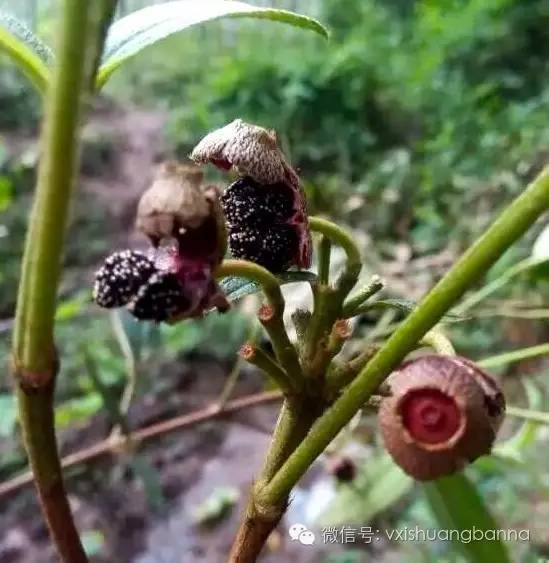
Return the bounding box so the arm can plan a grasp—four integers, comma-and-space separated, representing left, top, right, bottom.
324, 345, 378, 398
309, 216, 362, 295
216, 355, 246, 409
241, 345, 295, 396
317, 236, 331, 284
257, 399, 318, 484
84, 350, 131, 435
215, 321, 259, 410
478, 342, 549, 369
110, 311, 137, 429
216, 259, 304, 383
301, 284, 339, 376
15, 383, 89, 563
302, 218, 362, 376
309, 216, 361, 266
259, 165, 549, 506
217, 323, 260, 409
229, 397, 320, 563
342, 275, 384, 317
11, 2, 116, 562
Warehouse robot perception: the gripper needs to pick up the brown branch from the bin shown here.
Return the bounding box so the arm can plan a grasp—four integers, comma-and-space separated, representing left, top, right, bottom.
0, 391, 282, 499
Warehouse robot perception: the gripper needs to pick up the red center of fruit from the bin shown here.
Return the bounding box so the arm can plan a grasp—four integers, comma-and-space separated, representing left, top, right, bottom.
399, 389, 461, 444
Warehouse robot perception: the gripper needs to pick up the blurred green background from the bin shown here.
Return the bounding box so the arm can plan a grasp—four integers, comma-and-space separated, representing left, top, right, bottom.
0, 1, 548, 562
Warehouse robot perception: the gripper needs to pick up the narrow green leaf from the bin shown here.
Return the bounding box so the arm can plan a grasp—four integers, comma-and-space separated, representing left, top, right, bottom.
0, 11, 52, 92
317, 454, 413, 526
423, 473, 510, 563
355, 298, 465, 322
478, 342, 549, 369
221, 270, 317, 302
97, 0, 328, 88
495, 381, 542, 462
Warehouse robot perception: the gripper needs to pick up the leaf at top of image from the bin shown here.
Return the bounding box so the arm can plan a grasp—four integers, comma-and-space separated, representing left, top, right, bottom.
0, 11, 53, 92
97, 0, 329, 88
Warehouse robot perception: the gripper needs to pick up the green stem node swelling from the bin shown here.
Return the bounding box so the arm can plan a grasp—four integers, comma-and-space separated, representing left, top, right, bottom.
259, 166, 549, 505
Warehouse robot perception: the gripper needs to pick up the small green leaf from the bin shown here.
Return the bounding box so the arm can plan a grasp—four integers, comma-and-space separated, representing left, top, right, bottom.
55, 293, 89, 321
0, 11, 52, 92
317, 454, 413, 526
55, 393, 103, 429
495, 381, 542, 462
356, 298, 465, 322
221, 270, 317, 302
423, 473, 510, 563
97, 0, 328, 88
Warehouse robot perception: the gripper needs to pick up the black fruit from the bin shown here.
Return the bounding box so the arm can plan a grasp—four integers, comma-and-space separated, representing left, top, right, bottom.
129, 272, 189, 322
93, 250, 156, 308
221, 177, 294, 228
228, 224, 298, 273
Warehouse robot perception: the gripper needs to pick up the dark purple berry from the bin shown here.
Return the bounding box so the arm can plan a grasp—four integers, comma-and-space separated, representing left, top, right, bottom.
221, 177, 294, 228
93, 250, 156, 308
228, 224, 298, 273
129, 272, 190, 322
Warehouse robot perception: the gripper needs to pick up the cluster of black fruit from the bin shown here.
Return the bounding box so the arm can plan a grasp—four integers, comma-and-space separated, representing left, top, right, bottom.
221, 177, 298, 273
93, 250, 188, 322
94, 177, 300, 321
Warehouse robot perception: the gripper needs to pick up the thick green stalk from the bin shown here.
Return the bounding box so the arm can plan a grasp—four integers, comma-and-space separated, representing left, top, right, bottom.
11, 2, 116, 562
259, 166, 549, 505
